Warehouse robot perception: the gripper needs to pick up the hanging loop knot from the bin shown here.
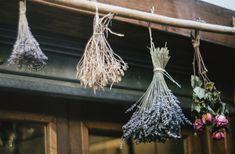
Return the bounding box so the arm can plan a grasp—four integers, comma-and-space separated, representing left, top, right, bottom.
192, 38, 200, 48
153, 67, 165, 72
19, 0, 26, 15
154, 67, 181, 88
191, 30, 200, 48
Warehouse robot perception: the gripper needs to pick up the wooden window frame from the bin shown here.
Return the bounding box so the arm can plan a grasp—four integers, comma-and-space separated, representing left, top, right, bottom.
0, 110, 57, 154
73, 121, 122, 154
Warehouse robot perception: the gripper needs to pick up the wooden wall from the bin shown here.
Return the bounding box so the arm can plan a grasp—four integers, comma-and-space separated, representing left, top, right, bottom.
0, 0, 235, 154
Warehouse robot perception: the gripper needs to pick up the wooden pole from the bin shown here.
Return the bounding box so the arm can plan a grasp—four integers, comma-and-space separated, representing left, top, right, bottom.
31, 0, 235, 35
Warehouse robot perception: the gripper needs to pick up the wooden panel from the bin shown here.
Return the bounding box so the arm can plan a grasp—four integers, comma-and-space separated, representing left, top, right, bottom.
56, 106, 69, 154
183, 130, 210, 154
69, 121, 89, 154
0, 110, 55, 123
85, 122, 122, 132
46, 122, 58, 154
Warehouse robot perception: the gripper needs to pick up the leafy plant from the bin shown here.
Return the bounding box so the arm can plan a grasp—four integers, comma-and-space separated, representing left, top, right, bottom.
191, 31, 229, 140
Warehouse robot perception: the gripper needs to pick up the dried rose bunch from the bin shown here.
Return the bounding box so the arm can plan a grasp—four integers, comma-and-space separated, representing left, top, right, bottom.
8, 0, 48, 70
191, 76, 229, 140
122, 27, 191, 144
191, 31, 229, 140
76, 11, 127, 91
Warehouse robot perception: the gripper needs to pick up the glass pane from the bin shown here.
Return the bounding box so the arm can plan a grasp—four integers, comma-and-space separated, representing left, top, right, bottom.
0, 122, 45, 154
89, 132, 129, 154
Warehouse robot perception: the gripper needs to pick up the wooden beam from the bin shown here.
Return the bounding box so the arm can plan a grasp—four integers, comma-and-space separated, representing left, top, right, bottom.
31, 0, 235, 35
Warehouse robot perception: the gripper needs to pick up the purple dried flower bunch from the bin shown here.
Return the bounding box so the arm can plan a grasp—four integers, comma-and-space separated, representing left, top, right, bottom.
122, 26, 191, 144
191, 31, 229, 140
8, 0, 48, 70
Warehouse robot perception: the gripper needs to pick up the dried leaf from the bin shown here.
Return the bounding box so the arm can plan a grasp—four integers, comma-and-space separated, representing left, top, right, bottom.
193, 87, 205, 99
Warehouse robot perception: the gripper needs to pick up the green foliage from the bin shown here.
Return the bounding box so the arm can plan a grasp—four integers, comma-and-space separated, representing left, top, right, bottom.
191, 75, 228, 117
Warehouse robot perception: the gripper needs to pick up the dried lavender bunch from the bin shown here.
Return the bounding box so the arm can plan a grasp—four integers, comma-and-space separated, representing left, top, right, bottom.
122, 27, 191, 144
8, 0, 48, 70
76, 6, 128, 91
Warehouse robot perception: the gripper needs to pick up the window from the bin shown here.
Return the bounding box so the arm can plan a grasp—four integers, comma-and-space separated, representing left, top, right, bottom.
86, 122, 186, 154
0, 122, 45, 154
0, 111, 57, 154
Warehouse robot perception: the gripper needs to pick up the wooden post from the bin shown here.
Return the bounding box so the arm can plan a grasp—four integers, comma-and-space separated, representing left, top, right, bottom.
69, 121, 89, 154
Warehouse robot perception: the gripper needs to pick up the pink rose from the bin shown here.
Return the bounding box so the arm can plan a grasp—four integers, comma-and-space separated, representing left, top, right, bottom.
194, 119, 204, 131
211, 131, 224, 140
215, 115, 228, 127
202, 113, 213, 124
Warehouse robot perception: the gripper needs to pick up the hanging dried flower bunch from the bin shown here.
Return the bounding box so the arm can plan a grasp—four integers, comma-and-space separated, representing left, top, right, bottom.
122, 25, 191, 144
76, 4, 128, 91
191, 30, 229, 140
8, 0, 48, 70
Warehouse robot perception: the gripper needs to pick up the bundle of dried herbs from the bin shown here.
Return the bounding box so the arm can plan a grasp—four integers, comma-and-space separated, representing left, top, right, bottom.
191, 31, 229, 140
8, 0, 48, 70
122, 26, 191, 144
76, 4, 128, 91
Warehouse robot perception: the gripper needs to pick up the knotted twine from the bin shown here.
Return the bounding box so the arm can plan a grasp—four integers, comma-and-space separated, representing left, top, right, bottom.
8, 0, 48, 70
192, 30, 209, 83
122, 22, 191, 144
76, 1, 128, 91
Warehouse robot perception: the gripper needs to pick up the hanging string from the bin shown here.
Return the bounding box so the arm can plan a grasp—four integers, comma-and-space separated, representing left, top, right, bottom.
148, 7, 181, 88
191, 30, 210, 83
191, 29, 229, 140
8, 0, 48, 70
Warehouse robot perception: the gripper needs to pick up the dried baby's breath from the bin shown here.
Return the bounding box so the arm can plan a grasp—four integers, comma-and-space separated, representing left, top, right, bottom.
76, 11, 127, 91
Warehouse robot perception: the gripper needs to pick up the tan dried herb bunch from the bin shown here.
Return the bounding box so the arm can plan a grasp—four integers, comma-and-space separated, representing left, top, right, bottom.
76, 12, 128, 91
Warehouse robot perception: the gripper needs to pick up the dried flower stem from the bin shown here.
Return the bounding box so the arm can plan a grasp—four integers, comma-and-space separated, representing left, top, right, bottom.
122, 25, 191, 144
76, 5, 127, 91
8, 0, 48, 70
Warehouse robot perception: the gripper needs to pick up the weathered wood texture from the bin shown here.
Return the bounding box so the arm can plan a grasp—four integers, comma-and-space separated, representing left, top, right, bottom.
1, 0, 235, 48
31, 0, 235, 35
68, 121, 89, 154
98, 0, 235, 48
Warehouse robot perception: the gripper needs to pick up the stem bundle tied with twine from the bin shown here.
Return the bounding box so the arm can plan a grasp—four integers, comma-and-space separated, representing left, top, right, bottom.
8, 0, 48, 70
76, 3, 128, 91
122, 22, 191, 144
191, 30, 229, 140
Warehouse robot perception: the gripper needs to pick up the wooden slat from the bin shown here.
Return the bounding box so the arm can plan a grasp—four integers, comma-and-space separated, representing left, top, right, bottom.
56, 116, 69, 154
69, 121, 89, 154
47, 122, 58, 154
85, 122, 122, 131
0, 110, 55, 123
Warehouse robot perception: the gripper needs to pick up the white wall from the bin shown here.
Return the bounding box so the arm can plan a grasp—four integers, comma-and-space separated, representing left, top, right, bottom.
201, 0, 235, 11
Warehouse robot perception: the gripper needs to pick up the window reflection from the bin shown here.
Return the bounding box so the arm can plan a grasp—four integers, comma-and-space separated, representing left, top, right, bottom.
134, 139, 184, 154
0, 122, 45, 154
89, 131, 185, 154
89, 131, 129, 154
